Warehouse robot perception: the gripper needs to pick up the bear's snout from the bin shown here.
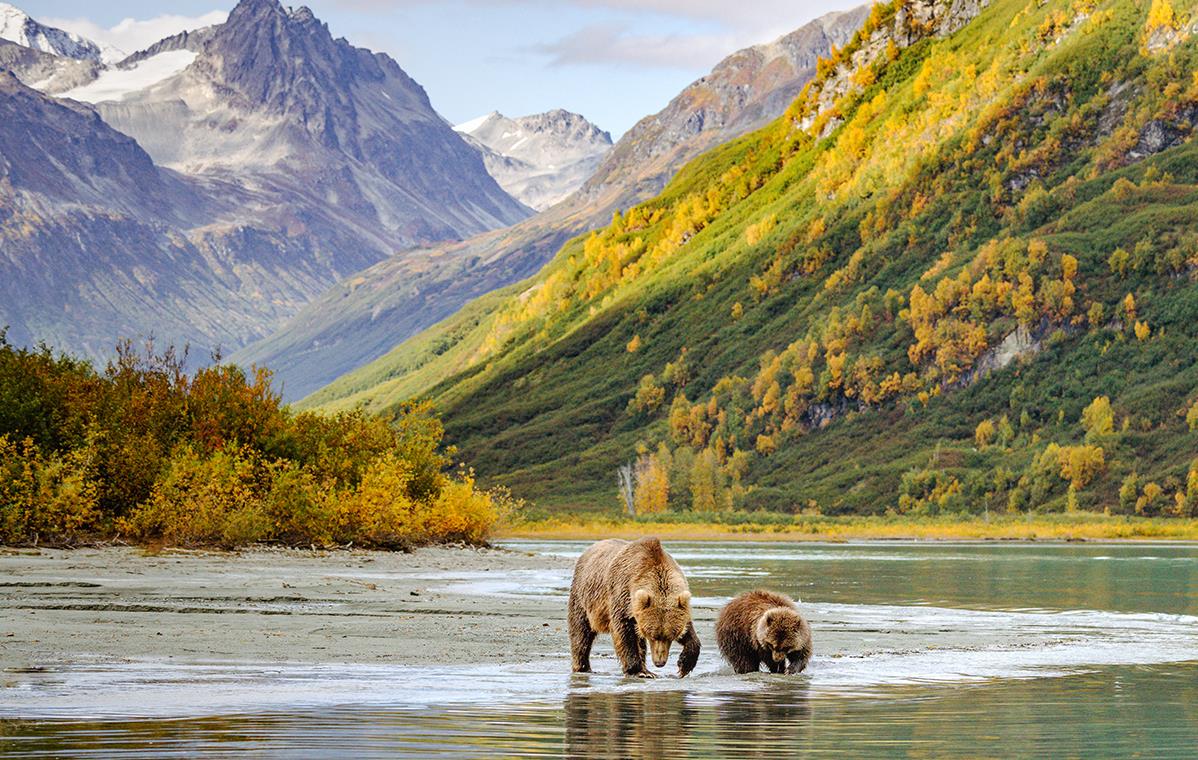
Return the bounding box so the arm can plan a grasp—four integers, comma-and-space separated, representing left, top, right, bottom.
650, 639, 671, 668
771, 649, 787, 663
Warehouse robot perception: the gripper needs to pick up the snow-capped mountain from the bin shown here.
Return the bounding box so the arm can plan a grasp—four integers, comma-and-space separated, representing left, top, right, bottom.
91, 0, 528, 238
0, 0, 530, 366
456, 110, 612, 210
0, 3, 103, 61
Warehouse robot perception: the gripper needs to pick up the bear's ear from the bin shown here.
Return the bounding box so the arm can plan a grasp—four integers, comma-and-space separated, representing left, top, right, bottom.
633, 589, 652, 610
763, 610, 776, 626
677, 592, 691, 609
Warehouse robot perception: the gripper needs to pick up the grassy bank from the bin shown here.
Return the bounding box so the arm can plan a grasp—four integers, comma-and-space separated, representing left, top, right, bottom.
499, 512, 1198, 542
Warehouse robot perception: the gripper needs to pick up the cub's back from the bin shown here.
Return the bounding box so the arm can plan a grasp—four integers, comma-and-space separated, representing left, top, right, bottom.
716, 589, 797, 632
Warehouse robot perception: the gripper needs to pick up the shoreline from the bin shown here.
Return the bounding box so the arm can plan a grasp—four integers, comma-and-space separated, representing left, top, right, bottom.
497, 514, 1198, 543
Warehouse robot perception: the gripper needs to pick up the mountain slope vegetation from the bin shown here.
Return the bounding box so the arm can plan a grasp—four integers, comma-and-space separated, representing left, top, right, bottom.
310, 0, 1198, 520
232, 6, 867, 400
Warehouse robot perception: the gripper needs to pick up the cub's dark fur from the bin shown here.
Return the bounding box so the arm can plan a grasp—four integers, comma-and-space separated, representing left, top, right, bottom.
716, 589, 812, 674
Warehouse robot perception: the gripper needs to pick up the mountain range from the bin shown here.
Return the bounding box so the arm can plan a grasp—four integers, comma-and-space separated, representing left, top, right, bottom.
0, 0, 529, 363
234, 5, 870, 399
0, 3, 109, 61
456, 109, 613, 211
303, 0, 1198, 519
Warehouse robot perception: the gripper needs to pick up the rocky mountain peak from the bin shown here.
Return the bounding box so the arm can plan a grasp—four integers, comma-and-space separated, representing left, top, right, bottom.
0, 3, 103, 61
288, 5, 317, 25
456, 108, 612, 210
520, 109, 613, 144
199, 0, 431, 127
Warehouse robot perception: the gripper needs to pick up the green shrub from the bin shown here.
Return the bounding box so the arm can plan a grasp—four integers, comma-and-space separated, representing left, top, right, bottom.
0, 336, 506, 548
0, 435, 101, 544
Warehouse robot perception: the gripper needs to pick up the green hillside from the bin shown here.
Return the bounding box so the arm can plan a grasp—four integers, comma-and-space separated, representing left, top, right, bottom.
308, 0, 1198, 519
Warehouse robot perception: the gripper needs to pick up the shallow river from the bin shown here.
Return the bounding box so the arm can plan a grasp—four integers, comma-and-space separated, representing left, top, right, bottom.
4, 540, 1198, 757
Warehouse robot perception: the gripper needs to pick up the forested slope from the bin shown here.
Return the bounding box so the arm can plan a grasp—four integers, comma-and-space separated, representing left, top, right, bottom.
311, 0, 1198, 519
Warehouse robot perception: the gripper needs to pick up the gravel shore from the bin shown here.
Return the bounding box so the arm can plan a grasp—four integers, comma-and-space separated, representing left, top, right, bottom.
0, 546, 576, 672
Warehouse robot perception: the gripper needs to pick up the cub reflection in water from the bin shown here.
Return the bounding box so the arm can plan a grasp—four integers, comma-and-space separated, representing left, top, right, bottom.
714, 682, 813, 756
564, 686, 693, 759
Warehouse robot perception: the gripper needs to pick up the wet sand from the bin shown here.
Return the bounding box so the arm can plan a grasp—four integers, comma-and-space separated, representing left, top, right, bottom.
0, 546, 577, 672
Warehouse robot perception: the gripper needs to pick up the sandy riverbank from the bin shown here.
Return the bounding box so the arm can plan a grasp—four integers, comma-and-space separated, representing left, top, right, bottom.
0, 545, 575, 672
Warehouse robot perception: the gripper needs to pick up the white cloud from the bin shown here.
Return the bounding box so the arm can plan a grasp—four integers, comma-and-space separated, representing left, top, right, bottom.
341, 0, 859, 71
44, 10, 227, 61
529, 23, 744, 70
343, 0, 849, 21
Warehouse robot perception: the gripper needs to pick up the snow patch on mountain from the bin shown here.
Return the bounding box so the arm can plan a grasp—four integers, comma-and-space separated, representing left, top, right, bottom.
0, 3, 102, 61
59, 50, 197, 103
457, 109, 611, 210
454, 112, 496, 134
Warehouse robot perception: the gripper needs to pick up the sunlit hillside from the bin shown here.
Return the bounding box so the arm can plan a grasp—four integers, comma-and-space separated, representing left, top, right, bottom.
309, 0, 1198, 519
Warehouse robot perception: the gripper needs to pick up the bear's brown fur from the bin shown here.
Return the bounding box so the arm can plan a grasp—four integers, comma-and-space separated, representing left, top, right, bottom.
568, 537, 700, 678
715, 589, 812, 675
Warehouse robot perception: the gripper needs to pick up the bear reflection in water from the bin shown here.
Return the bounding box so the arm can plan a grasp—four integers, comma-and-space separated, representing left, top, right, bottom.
565, 687, 693, 758
564, 681, 811, 758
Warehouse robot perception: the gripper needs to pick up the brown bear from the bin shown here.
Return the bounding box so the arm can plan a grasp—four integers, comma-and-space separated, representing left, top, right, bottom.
568, 537, 700, 678
715, 589, 812, 675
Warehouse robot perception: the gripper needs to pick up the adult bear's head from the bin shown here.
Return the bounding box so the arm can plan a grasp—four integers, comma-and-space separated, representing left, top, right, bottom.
629, 538, 693, 668
632, 587, 692, 667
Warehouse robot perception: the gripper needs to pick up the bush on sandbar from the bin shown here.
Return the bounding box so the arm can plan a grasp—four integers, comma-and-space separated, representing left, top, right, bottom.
0, 334, 517, 548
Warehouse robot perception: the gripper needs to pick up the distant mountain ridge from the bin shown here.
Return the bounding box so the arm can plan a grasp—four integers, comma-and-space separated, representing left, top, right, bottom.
578, 7, 872, 203
0, 3, 106, 61
456, 109, 612, 211
235, 6, 870, 400
0, 0, 529, 365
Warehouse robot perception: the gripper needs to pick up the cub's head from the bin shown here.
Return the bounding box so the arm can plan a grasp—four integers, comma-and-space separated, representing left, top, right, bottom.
632, 589, 691, 667
755, 607, 809, 664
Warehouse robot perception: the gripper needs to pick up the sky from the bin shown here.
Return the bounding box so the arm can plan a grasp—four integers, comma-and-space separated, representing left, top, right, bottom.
25, 0, 861, 138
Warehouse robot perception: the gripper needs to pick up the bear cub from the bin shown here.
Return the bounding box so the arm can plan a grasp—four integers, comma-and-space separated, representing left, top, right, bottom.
568, 537, 700, 678
715, 589, 812, 675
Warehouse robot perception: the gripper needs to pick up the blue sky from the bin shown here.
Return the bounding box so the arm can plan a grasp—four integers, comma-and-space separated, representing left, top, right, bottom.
30, 0, 861, 138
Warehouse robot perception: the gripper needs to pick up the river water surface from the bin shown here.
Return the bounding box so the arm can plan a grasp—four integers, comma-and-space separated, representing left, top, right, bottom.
3, 540, 1197, 757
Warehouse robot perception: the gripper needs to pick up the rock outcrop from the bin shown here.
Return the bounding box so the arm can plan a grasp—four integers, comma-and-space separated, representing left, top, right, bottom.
799, 0, 991, 133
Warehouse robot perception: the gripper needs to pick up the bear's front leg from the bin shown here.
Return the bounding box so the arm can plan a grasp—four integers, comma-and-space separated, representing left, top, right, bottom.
613, 617, 654, 677
727, 652, 760, 675
676, 621, 700, 678
567, 595, 596, 673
